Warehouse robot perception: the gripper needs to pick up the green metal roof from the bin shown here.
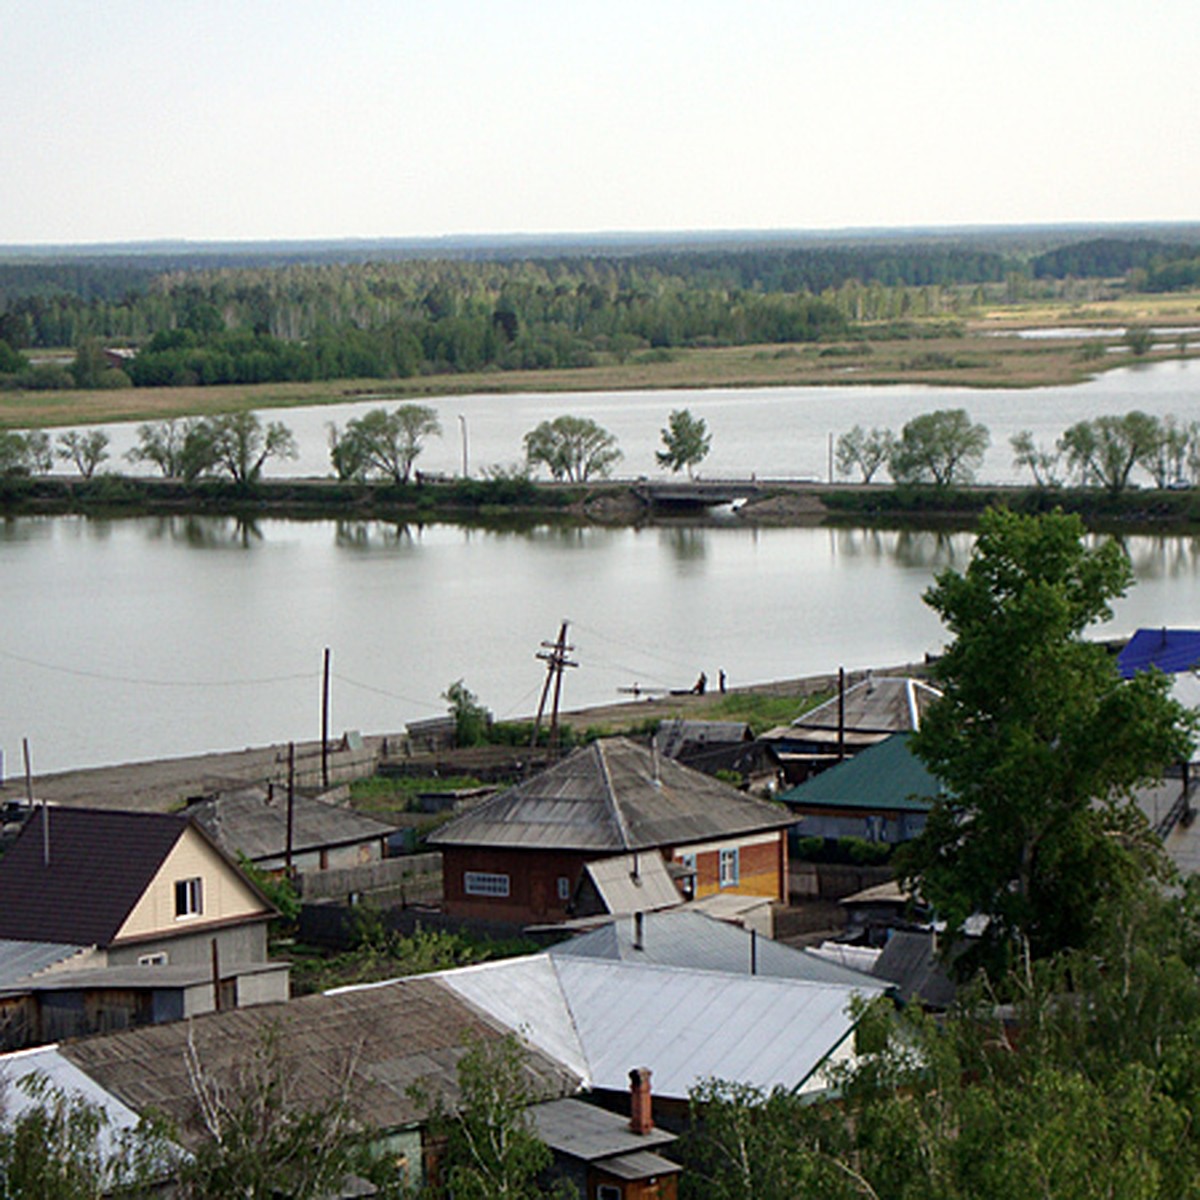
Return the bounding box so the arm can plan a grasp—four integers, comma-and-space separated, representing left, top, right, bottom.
778, 733, 942, 813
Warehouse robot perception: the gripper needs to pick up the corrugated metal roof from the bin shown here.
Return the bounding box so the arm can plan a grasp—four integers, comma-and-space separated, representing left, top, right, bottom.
778, 733, 943, 812
582, 854, 682, 915
0, 939, 88, 990
439, 954, 884, 1099
1118, 628, 1200, 678
657, 720, 752, 760
187, 788, 395, 861
790, 676, 942, 734
552, 910, 882, 989
599, 1149, 683, 1180
430, 738, 791, 851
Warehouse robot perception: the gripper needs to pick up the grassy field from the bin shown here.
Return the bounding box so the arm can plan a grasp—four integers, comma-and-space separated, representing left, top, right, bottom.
3, 294, 1198, 431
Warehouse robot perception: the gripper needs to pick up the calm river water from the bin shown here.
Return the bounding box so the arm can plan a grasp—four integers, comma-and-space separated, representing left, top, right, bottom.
7, 360, 1200, 774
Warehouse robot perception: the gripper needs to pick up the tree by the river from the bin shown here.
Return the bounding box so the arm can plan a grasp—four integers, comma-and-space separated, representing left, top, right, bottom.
835, 424, 896, 483
328, 404, 442, 484
523, 415, 622, 483
888, 408, 989, 486
656, 408, 712, 477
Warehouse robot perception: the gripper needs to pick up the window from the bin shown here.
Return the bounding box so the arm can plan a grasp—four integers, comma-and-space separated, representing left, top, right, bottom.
557, 876, 571, 901
174, 876, 203, 918
138, 951, 168, 967
719, 847, 740, 888
464, 871, 510, 898
596, 1186, 622, 1200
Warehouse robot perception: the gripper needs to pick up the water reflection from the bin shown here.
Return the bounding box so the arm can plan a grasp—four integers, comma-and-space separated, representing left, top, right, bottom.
334, 520, 415, 550
1118, 535, 1200, 581
828, 526, 971, 571
145, 515, 263, 549
662, 526, 708, 563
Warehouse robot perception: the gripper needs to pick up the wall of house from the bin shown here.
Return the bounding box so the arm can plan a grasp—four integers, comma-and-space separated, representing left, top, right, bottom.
256, 838, 385, 874
669, 831, 786, 902
794, 809, 927, 844
589, 1167, 678, 1200
115, 827, 271, 945
107, 920, 268, 969
440, 846, 592, 922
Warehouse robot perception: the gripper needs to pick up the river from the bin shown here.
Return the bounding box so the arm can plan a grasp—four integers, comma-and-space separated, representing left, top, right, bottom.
3, 514, 1199, 775
9, 360, 1200, 774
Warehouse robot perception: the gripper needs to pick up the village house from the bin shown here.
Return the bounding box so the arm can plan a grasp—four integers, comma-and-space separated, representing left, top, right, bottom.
184, 783, 396, 874
0, 806, 287, 1049
428, 737, 793, 925
761, 674, 942, 783
778, 731, 942, 845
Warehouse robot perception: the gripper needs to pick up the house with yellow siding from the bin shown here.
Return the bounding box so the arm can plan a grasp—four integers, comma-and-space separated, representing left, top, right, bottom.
0, 806, 286, 1049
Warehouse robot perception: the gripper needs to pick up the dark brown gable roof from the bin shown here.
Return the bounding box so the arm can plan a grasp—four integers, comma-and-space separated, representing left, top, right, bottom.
430, 737, 791, 852
0, 806, 188, 946
61, 976, 579, 1149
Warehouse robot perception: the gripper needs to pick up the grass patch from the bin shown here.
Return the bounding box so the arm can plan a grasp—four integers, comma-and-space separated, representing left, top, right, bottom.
676, 690, 830, 735
349, 773, 485, 818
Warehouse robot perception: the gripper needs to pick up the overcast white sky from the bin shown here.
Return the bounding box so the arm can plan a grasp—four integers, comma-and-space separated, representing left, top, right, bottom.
3, 0, 1197, 245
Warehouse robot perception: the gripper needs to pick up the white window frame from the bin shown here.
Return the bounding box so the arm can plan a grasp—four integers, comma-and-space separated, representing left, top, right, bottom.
719, 847, 740, 888
464, 871, 511, 898
557, 876, 571, 901
174, 876, 203, 919
138, 951, 168, 967
596, 1185, 622, 1200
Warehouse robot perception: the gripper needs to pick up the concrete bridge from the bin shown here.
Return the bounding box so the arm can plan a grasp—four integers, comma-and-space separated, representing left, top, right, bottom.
630, 478, 768, 508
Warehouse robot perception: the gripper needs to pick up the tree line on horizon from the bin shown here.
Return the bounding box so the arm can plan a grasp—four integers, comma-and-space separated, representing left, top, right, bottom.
0, 235, 1196, 384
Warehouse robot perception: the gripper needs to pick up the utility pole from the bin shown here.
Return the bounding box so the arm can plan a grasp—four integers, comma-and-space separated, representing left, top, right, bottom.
530, 620, 578, 756
321, 647, 331, 788
459, 414, 469, 478
286, 741, 295, 877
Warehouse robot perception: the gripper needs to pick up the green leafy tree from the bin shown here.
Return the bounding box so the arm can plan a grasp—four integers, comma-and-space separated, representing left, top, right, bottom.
1009, 429, 1062, 487
656, 408, 712, 477
898, 507, 1194, 976
328, 405, 442, 484
126, 419, 211, 480
1136, 413, 1189, 488
1060, 411, 1161, 493
523, 416, 622, 483
56, 429, 110, 478
888, 408, 989, 486
1124, 325, 1154, 356
177, 1025, 399, 1200
418, 1035, 565, 1200
443, 679, 490, 747
0, 1072, 175, 1197
0, 339, 29, 375
199, 412, 298, 485
0, 429, 52, 477
835, 424, 896, 483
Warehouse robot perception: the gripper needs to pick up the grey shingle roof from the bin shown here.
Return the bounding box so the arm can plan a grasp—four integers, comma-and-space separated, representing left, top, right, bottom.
429, 738, 791, 852
0, 807, 190, 946
60, 976, 579, 1150
187, 788, 395, 861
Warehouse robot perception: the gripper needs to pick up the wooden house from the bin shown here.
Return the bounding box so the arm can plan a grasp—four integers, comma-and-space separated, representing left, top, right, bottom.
429, 738, 792, 924
0, 806, 286, 1048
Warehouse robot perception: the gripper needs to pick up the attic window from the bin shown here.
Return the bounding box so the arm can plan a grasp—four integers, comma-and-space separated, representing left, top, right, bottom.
175, 876, 203, 918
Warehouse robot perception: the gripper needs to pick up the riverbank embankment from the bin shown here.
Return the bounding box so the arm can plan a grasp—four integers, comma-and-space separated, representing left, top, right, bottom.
4, 473, 1200, 532
0, 663, 925, 814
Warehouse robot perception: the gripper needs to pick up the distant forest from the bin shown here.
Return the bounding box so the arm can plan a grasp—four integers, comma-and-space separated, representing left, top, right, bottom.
1, 227, 1197, 389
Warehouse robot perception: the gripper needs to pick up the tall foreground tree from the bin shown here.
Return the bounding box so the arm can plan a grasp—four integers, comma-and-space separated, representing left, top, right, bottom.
900, 507, 1194, 976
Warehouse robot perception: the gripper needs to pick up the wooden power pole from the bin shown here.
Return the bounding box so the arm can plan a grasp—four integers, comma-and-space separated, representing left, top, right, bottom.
531, 620, 578, 755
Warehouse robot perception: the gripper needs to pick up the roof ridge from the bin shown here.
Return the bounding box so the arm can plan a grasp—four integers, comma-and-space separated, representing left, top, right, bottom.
595, 739, 635, 851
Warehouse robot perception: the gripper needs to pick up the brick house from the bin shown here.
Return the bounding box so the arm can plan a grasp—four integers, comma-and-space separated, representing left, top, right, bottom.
429, 737, 791, 924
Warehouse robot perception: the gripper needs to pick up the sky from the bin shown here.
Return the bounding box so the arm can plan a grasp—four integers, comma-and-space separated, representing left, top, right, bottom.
2, 0, 1198, 246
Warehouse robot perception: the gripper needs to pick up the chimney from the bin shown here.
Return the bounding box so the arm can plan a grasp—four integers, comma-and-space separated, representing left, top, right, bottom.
633, 911, 645, 951
629, 1067, 653, 1134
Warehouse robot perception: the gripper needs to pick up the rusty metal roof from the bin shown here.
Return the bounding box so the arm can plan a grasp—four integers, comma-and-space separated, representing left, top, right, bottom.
59, 976, 578, 1149
429, 738, 791, 851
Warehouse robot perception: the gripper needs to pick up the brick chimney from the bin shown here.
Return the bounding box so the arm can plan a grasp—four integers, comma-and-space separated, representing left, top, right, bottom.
629, 1067, 653, 1134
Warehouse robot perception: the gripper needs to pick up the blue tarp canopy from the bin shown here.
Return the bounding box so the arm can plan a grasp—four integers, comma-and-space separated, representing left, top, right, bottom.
1117, 629, 1200, 678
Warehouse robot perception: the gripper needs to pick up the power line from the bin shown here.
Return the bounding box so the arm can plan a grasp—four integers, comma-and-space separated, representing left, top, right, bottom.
0, 646, 314, 689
